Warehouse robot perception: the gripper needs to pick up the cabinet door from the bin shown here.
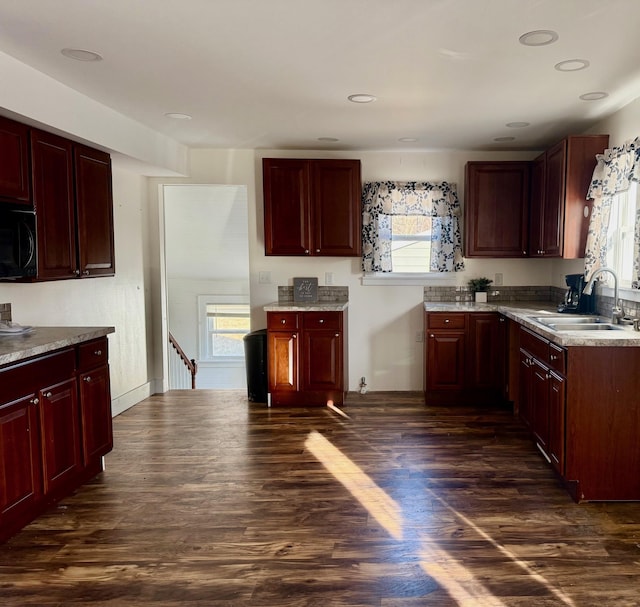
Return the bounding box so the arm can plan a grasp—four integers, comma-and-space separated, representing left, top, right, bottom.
426, 331, 465, 391
540, 140, 566, 258
74, 145, 115, 277
263, 159, 311, 255
548, 372, 565, 474
531, 358, 550, 452
464, 161, 530, 257
518, 349, 533, 428
467, 313, 506, 395
38, 378, 82, 494
0, 394, 41, 522
31, 129, 77, 280
302, 330, 343, 392
79, 365, 113, 465
529, 153, 546, 257
312, 159, 361, 256
0, 116, 31, 205
267, 331, 299, 393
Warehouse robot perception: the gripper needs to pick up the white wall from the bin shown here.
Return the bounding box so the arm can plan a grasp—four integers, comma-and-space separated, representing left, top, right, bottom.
0, 165, 152, 415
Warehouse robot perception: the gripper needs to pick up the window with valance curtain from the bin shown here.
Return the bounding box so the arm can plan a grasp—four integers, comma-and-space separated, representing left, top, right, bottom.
585, 137, 640, 286
361, 181, 465, 273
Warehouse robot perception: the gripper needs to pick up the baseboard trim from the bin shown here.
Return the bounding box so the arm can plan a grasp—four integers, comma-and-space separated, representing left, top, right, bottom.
111, 382, 153, 417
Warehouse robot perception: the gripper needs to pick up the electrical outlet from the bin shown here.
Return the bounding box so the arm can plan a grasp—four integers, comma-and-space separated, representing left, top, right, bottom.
258, 271, 271, 284
494, 272, 503, 286
325, 272, 334, 285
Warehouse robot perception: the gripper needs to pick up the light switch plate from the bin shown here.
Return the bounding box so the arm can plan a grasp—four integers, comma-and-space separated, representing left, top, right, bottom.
258, 271, 271, 284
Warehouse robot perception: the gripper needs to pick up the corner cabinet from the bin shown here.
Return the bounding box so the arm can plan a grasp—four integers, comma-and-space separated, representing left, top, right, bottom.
464, 161, 531, 257
263, 158, 362, 256
0, 115, 31, 206
267, 309, 347, 406
424, 311, 506, 404
0, 337, 113, 543
31, 129, 115, 280
530, 135, 609, 258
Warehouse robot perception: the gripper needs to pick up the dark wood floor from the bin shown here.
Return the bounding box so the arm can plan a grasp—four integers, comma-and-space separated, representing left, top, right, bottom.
2, 391, 640, 606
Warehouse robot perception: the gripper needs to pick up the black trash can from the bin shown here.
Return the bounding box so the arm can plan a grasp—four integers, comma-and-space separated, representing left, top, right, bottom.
243, 328, 268, 402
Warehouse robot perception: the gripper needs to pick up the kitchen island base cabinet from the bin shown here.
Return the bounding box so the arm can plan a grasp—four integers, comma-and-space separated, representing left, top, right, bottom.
267, 310, 346, 406
0, 337, 113, 543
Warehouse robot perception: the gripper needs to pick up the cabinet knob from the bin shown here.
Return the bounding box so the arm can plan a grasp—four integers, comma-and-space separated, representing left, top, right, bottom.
281, 319, 286, 324
30, 397, 39, 405
94, 350, 102, 356
429, 334, 435, 338
83, 270, 90, 276
523, 250, 527, 255
84, 376, 92, 382
73, 269, 81, 276
316, 249, 320, 253
319, 319, 324, 324
304, 249, 309, 254
550, 354, 557, 361
44, 391, 52, 399
292, 334, 297, 339
444, 319, 450, 323
499, 317, 505, 323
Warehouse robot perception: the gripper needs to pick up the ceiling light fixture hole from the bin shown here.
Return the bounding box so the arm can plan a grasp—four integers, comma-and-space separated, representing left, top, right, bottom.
518, 30, 559, 46
579, 92, 608, 101
61, 48, 103, 62
348, 94, 377, 104
555, 59, 590, 72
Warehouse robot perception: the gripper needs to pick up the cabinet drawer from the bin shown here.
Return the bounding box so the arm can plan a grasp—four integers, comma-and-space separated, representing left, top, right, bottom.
303, 312, 342, 331
548, 342, 566, 375
267, 312, 299, 330
519, 326, 549, 361
78, 337, 109, 372
427, 313, 466, 329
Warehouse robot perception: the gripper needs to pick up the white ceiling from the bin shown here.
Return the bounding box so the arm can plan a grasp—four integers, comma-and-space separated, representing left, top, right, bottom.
1, 0, 640, 153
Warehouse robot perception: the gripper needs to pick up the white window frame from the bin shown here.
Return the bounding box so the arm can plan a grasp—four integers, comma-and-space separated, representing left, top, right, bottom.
197, 295, 250, 363
606, 182, 638, 289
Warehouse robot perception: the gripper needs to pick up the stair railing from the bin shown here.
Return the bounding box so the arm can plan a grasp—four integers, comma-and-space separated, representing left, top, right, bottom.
169, 332, 198, 389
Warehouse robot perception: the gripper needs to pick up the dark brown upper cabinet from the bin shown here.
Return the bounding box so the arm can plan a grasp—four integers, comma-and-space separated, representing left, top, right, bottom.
263, 158, 362, 256
464, 161, 531, 258
31, 129, 115, 280
530, 135, 609, 259
0, 115, 31, 206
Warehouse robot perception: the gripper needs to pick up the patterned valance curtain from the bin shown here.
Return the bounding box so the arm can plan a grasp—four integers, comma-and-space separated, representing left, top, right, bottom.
585, 137, 640, 284
362, 181, 465, 273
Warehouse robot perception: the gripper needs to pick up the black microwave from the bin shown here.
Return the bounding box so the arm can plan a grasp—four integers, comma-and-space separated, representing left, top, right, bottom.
0, 208, 37, 279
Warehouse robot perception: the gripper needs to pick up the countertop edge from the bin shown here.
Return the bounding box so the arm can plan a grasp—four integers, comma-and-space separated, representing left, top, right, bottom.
423, 302, 640, 346
0, 326, 116, 366
264, 302, 349, 312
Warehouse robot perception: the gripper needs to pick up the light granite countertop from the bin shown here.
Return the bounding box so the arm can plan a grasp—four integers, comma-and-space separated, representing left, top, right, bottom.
424, 301, 640, 347
264, 302, 349, 312
0, 326, 115, 366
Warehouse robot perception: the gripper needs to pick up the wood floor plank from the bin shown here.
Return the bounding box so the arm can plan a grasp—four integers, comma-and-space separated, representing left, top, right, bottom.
1, 390, 640, 606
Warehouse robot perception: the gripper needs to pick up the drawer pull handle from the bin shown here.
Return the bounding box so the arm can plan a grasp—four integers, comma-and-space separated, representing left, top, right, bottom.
94, 350, 102, 356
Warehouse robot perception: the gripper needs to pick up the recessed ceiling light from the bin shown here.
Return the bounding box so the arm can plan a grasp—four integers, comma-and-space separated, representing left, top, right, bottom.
555, 59, 590, 72
317, 137, 339, 142
348, 94, 377, 103
518, 30, 559, 46
505, 122, 530, 128
494, 136, 516, 142
61, 47, 103, 62
579, 92, 608, 101
398, 137, 419, 143
164, 112, 193, 120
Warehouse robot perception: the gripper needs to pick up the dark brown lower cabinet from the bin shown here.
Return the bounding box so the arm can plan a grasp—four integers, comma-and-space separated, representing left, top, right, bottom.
424, 311, 506, 405
0, 338, 113, 543
267, 310, 346, 406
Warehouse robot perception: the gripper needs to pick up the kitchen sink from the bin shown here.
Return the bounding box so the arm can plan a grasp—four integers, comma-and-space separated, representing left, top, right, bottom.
544, 323, 624, 331
532, 315, 602, 325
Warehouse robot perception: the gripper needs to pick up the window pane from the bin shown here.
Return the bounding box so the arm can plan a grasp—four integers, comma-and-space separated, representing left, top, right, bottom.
210, 333, 246, 357
204, 303, 250, 358
391, 215, 432, 273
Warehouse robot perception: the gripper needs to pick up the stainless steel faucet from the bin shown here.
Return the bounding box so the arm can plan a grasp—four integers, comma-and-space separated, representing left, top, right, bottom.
583, 267, 624, 323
